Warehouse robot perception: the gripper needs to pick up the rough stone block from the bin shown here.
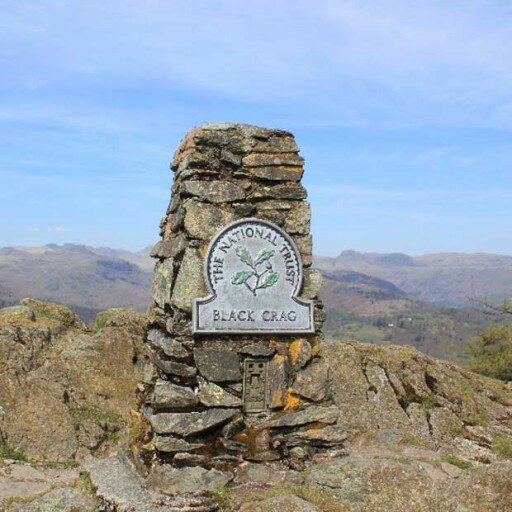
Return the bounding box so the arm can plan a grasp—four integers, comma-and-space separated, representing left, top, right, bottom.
285, 201, 311, 234
263, 405, 339, 428
256, 199, 294, 210
239, 343, 276, 357
220, 149, 242, 167
183, 201, 235, 240
153, 435, 204, 453
242, 153, 304, 167
289, 339, 312, 370
173, 149, 218, 173
267, 352, 288, 409
151, 259, 174, 309
180, 180, 246, 203
150, 409, 238, 436
294, 235, 313, 266
146, 465, 233, 496
170, 248, 205, 313
251, 183, 307, 201
285, 424, 347, 447
194, 348, 242, 382
301, 269, 323, 300
151, 380, 197, 409
159, 233, 187, 259
151, 353, 197, 378
245, 165, 304, 181
291, 359, 330, 402
147, 329, 189, 359
197, 377, 242, 407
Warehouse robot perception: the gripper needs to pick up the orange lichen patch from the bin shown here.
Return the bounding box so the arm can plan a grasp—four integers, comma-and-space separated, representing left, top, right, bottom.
284, 388, 302, 411
289, 339, 307, 364
199, 244, 208, 258
305, 426, 321, 437
273, 352, 284, 365
310, 337, 320, 357
269, 339, 280, 348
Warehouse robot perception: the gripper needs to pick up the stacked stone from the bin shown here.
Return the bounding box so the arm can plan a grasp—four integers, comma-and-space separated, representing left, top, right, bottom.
140, 123, 341, 475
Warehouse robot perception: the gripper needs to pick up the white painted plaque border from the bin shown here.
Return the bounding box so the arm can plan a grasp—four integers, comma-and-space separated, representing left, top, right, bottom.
192, 218, 315, 335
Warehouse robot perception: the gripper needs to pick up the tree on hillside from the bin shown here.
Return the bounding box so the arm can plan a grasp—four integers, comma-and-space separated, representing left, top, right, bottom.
465, 324, 512, 382
473, 298, 512, 316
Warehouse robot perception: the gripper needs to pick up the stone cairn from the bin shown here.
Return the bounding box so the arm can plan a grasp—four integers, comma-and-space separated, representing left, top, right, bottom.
137, 123, 344, 482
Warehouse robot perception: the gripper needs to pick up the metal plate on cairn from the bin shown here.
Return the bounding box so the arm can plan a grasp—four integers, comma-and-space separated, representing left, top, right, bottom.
193, 218, 314, 334
243, 359, 269, 412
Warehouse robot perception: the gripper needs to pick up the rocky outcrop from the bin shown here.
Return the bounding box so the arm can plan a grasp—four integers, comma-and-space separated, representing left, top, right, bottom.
324, 340, 512, 461
0, 299, 148, 463
1, 299, 511, 510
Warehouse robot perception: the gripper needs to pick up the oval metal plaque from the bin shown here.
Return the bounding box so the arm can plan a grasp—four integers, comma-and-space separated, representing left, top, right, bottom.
193, 218, 314, 334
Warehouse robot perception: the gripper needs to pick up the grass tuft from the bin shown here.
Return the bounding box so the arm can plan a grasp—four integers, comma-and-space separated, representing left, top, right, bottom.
0, 442, 27, 461
441, 454, 473, 470
75, 471, 96, 495
493, 433, 512, 458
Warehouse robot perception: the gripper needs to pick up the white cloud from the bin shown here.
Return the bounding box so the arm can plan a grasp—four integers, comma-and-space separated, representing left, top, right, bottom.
27, 226, 65, 233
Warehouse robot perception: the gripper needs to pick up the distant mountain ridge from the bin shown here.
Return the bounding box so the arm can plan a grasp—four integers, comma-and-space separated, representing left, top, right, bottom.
1, 244, 510, 326
315, 250, 512, 306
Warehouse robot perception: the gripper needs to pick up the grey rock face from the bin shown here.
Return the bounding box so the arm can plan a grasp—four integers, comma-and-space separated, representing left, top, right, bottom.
150, 408, 238, 436
0, 305, 35, 322
181, 180, 246, 203
301, 269, 323, 300
87, 457, 163, 512
147, 465, 233, 495
304, 458, 438, 511
170, 248, 205, 312
147, 329, 188, 359
291, 359, 330, 402
151, 380, 197, 410
285, 202, 311, 234
263, 405, 339, 428
197, 377, 242, 407
153, 435, 204, 453
285, 424, 347, 447
245, 165, 304, 181
151, 354, 197, 378
239, 343, 276, 357
242, 153, 304, 167
183, 201, 235, 240
250, 183, 307, 201
151, 259, 174, 309
14, 487, 96, 512
87, 456, 218, 512
194, 348, 242, 382
239, 494, 321, 512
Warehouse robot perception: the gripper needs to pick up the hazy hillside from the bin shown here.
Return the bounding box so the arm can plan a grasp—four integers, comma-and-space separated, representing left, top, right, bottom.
321, 269, 409, 315
0, 244, 153, 318
315, 250, 512, 306
319, 267, 498, 360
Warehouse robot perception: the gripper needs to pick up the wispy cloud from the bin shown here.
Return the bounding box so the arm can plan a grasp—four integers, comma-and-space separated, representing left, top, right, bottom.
27, 226, 65, 233
2, 1, 512, 128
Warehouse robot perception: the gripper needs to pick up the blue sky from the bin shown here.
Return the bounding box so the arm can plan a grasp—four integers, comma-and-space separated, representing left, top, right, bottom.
2, 1, 512, 256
